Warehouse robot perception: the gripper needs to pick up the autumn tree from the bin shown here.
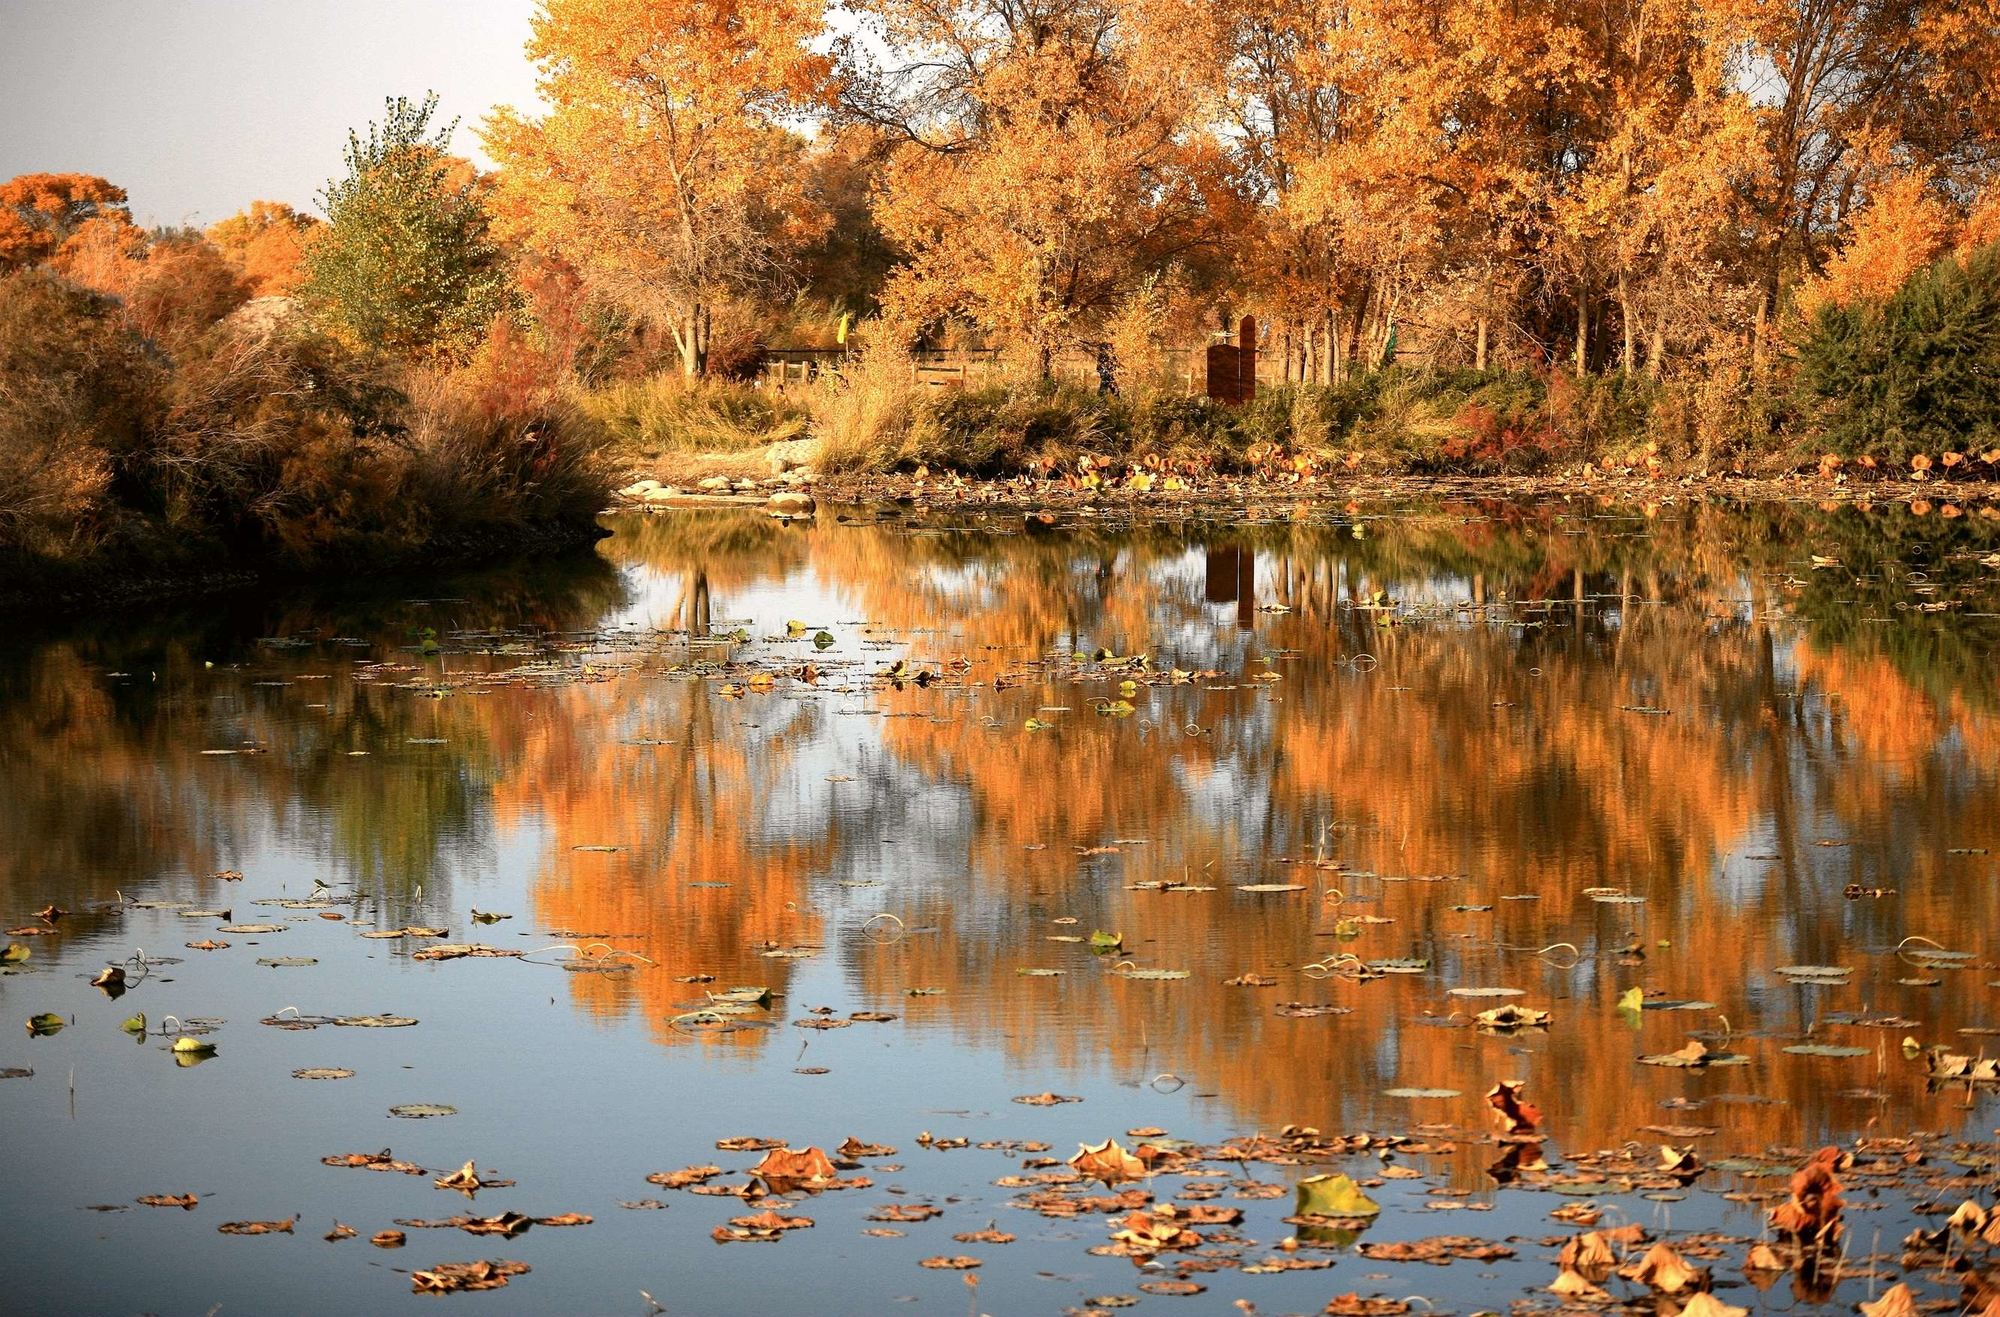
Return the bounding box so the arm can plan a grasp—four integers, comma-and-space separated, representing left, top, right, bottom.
482, 0, 833, 377
208, 201, 319, 297
299, 94, 509, 358
0, 173, 131, 271
843, 0, 1241, 375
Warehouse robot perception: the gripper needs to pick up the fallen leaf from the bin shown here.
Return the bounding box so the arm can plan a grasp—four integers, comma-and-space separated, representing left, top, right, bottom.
410, 1259, 528, 1293
218, 1216, 297, 1235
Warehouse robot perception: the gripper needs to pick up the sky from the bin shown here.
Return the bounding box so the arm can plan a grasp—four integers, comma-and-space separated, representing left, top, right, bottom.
0, 0, 544, 228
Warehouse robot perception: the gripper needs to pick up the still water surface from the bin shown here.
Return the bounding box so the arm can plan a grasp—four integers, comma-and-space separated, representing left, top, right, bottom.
2, 499, 1997, 1315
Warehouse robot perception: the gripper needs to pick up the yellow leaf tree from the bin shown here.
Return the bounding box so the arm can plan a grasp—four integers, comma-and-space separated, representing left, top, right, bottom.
846, 0, 1242, 376
482, 0, 834, 375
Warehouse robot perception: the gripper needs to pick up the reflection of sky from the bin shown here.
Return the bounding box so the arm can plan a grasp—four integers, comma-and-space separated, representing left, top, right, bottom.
6, 508, 2000, 1314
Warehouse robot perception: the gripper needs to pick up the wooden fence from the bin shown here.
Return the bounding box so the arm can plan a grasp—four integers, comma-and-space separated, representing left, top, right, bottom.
761, 337, 1243, 400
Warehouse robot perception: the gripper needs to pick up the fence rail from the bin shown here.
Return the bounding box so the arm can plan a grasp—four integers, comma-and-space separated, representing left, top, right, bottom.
760, 346, 1220, 396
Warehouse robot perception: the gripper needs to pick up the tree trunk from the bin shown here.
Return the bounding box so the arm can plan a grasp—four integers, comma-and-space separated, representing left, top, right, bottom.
1648, 317, 1665, 377
1617, 270, 1635, 375
1475, 315, 1489, 372
1574, 285, 1589, 378
1323, 310, 1337, 383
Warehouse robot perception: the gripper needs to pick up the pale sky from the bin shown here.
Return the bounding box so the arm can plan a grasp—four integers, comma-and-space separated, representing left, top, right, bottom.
0, 0, 544, 228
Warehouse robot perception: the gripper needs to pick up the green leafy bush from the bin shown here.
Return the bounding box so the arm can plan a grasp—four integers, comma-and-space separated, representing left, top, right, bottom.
1797, 242, 2000, 461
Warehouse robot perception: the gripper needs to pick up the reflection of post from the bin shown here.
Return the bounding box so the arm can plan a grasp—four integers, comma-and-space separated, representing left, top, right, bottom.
1204, 547, 1256, 628
689, 570, 711, 638
1205, 547, 1240, 605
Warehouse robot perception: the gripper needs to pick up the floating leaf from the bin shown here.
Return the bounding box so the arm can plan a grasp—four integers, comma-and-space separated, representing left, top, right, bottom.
389, 1103, 458, 1119
1294, 1173, 1381, 1218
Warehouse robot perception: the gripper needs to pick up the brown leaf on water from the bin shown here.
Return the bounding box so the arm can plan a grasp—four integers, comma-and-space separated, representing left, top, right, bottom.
458, 1211, 533, 1238
1556, 1231, 1616, 1273
433, 1161, 514, 1195
325, 1222, 357, 1241
1769, 1145, 1847, 1246
1548, 1270, 1610, 1299
1138, 1280, 1204, 1296
870, 1203, 942, 1222
1012, 1092, 1082, 1106
185, 939, 229, 951
953, 1227, 1015, 1244
749, 1146, 837, 1185
730, 1209, 813, 1231
410, 1259, 529, 1293
322, 1150, 426, 1176
1358, 1236, 1514, 1262
1743, 1241, 1785, 1273
1109, 1209, 1201, 1252
1485, 1080, 1541, 1135
532, 1213, 591, 1227
1679, 1294, 1749, 1317
836, 1137, 895, 1159
1640, 1038, 1723, 1068
136, 1193, 198, 1209
716, 1136, 783, 1152
646, 1164, 723, 1188
1069, 1138, 1146, 1186
712, 1225, 781, 1243
410, 943, 522, 962
1621, 1241, 1704, 1294
1323, 1297, 1411, 1316
1178, 1205, 1242, 1225
1857, 1284, 1919, 1317
373, 1230, 406, 1248
918, 1256, 982, 1269
218, 1216, 297, 1235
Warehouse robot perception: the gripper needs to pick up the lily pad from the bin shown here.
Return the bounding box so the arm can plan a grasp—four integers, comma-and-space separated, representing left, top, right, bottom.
1782, 1044, 1872, 1058
1383, 1087, 1460, 1099
218, 924, 286, 934
256, 957, 318, 968
389, 1103, 458, 1119
293, 1067, 355, 1080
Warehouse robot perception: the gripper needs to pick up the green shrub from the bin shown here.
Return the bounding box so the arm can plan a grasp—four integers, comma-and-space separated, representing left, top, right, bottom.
1797, 242, 2000, 460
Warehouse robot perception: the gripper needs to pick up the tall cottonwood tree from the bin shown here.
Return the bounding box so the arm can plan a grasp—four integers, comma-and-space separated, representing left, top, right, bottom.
843, 0, 1242, 374
482, 0, 833, 376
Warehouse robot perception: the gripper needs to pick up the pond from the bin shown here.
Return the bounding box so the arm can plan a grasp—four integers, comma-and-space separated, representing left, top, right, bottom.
3, 497, 1998, 1315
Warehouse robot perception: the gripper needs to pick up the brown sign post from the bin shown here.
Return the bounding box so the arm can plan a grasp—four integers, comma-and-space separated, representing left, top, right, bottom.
1204, 315, 1258, 405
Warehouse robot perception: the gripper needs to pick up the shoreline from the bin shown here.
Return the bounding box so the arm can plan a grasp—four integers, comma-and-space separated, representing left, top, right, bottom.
0, 518, 613, 620
8, 469, 1993, 620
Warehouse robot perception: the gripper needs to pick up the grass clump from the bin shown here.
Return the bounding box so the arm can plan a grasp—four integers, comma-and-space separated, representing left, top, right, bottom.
583, 374, 809, 461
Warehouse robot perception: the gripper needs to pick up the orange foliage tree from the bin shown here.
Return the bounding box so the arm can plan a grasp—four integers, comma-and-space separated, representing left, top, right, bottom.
842, 0, 1242, 374
207, 201, 319, 298
482, 0, 834, 376
0, 173, 130, 272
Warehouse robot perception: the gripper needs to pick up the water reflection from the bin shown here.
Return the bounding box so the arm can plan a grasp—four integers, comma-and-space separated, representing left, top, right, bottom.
4, 499, 1997, 1162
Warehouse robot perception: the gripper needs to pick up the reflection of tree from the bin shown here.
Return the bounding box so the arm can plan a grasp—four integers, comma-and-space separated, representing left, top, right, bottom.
5, 499, 1998, 1149
509, 677, 836, 1047
0, 550, 623, 913
780, 498, 2000, 1152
